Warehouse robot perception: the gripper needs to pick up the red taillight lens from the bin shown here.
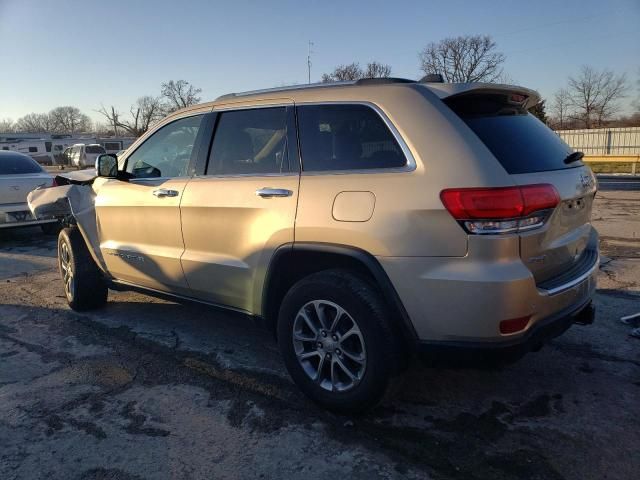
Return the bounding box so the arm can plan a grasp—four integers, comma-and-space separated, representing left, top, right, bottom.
440, 187, 524, 219
51, 177, 58, 187
519, 184, 560, 216
440, 184, 559, 235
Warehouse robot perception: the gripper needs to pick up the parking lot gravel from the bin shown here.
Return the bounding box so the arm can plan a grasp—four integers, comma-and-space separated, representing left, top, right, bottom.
1, 190, 638, 480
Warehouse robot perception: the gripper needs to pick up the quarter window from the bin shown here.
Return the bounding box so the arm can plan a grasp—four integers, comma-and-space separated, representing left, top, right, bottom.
126, 115, 203, 178
207, 107, 288, 175
297, 104, 406, 172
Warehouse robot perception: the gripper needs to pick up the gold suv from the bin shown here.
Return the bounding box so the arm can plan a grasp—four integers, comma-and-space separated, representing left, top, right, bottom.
29, 78, 598, 412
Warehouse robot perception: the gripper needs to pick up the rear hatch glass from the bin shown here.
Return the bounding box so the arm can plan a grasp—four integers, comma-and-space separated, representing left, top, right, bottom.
446, 93, 582, 174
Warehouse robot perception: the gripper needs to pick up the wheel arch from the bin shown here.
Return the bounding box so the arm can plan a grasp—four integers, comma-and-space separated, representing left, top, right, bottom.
260, 242, 418, 349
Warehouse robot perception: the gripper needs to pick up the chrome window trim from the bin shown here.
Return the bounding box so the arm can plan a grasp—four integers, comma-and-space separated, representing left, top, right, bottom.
295, 101, 417, 176
193, 172, 298, 180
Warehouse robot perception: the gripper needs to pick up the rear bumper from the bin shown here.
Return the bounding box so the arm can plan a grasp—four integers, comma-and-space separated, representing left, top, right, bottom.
378, 229, 599, 345
0, 203, 57, 228
416, 299, 595, 365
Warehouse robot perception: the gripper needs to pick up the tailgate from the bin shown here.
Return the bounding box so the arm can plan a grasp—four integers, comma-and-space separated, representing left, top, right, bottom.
512, 166, 597, 283
443, 89, 598, 285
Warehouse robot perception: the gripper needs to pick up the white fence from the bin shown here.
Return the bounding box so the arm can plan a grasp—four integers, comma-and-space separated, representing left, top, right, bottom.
556, 127, 640, 155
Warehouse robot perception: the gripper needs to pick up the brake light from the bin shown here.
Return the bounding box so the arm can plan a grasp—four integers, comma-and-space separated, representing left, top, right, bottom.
440, 184, 559, 235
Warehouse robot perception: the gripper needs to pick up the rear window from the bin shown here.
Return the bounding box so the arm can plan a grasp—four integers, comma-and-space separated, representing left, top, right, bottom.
86, 145, 106, 154
446, 94, 578, 174
297, 104, 406, 172
0, 153, 44, 175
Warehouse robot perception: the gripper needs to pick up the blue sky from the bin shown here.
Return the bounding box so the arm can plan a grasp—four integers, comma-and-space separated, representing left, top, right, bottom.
0, 0, 638, 122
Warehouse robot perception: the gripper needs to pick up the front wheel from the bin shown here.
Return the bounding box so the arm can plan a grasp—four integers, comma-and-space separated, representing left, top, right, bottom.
277, 269, 402, 413
58, 228, 108, 311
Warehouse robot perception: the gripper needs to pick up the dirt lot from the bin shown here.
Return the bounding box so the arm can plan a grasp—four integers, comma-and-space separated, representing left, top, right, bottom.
1, 191, 638, 480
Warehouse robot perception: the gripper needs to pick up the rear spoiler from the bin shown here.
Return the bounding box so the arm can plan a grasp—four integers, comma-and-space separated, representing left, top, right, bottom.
419, 82, 541, 110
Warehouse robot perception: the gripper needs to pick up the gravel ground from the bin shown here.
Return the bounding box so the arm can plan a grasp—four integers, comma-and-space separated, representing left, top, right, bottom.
0, 191, 638, 480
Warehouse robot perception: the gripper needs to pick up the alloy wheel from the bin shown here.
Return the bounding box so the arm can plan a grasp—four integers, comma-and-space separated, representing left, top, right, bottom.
59, 241, 75, 300
292, 300, 367, 392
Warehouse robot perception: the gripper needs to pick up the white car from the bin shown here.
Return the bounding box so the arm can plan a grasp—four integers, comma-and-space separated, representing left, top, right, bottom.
68, 144, 106, 168
0, 151, 58, 233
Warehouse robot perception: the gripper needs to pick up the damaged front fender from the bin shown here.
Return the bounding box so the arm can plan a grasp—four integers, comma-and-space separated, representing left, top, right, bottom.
27, 183, 107, 273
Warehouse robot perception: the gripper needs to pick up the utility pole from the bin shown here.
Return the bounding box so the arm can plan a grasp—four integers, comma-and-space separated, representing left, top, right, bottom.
307, 41, 314, 84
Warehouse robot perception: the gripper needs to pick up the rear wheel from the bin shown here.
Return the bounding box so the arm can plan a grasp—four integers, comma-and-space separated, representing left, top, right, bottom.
58, 227, 108, 311
277, 269, 402, 413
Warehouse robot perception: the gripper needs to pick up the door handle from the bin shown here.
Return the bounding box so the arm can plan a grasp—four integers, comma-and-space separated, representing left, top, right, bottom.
255, 188, 293, 198
152, 188, 179, 198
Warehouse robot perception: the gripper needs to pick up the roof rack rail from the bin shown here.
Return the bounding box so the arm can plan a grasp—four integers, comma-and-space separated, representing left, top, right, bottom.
353, 77, 416, 85
215, 81, 356, 101
214, 77, 420, 101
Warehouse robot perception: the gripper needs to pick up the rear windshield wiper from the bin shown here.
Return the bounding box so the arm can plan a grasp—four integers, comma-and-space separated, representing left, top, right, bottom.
564, 151, 584, 164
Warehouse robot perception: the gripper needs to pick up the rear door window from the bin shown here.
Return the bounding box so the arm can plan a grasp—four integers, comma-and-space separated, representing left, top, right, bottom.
297, 104, 407, 172
207, 107, 289, 175
446, 93, 579, 174
0, 153, 44, 174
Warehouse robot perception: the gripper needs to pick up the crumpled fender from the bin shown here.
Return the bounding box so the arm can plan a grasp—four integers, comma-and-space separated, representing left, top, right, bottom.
28, 184, 107, 273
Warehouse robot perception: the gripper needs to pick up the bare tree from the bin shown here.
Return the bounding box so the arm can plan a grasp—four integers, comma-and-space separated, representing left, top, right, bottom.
0, 119, 15, 132
419, 35, 505, 83
97, 96, 163, 137
364, 62, 392, 78
321, 61, 392, 82
49, 106, 92, 133
161, 80, 202, 113
93, 122, 116, 136
96, 105, 122, 136
551, 88, 571, 129
322, 63, 363, 82
15, 113, 55, 133
567, 66, 627, 128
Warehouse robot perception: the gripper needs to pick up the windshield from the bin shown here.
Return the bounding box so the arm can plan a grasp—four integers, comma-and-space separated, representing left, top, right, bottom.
0, 153, 44, 175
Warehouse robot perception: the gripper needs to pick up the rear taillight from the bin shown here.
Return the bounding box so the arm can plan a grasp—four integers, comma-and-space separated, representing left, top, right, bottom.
51, 177, 59, 187
440, 184, 559, 235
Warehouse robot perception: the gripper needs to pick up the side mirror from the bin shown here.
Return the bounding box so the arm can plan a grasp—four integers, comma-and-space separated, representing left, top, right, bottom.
96, 154, 118, 178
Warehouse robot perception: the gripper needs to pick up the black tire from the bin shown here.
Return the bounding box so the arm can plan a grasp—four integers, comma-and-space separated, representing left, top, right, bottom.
41, 221, 61, 235
58, 227, 108, 311
277, 269, 402, 414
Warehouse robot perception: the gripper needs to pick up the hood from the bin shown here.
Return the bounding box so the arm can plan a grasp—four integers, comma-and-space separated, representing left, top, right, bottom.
56, 168, 98, 185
